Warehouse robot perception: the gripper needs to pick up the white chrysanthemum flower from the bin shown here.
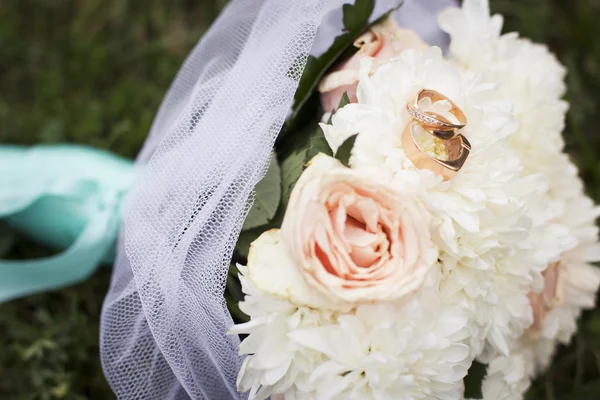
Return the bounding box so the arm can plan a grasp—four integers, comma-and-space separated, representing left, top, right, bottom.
438, 0, 575, 266
439, 2, 600, 397
229, 263, 336, 400
231, 231, 473, 400
291, 291, 471, 400
320, 47, 571, 357
478, 252, 600, 399
536, 181, 600, 360
479, 220, 600, 397
439, 0, 568, 168
476, 352, 533, 400
483, 185, 600, 376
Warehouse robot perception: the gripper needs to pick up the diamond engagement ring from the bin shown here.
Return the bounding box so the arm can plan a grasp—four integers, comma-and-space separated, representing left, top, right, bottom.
402, 89, 471, 181
406, 89, 467, 140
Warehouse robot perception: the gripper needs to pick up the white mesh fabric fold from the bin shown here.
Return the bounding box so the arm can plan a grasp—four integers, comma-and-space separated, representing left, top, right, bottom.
101, 1, 346, 398
100, 1, 453, 399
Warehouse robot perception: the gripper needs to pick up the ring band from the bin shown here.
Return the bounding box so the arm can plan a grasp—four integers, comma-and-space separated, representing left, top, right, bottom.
406, 89, 467, 140
401, 120, 471, 181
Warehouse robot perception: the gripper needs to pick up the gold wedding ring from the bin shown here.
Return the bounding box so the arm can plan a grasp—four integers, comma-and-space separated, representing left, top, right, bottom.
402, 122, 471, 181
402, 89, 470, 181
406, 89, 467, 140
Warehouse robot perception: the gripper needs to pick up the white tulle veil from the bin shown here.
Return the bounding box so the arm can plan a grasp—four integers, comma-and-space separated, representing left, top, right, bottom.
100, 1, 456, 398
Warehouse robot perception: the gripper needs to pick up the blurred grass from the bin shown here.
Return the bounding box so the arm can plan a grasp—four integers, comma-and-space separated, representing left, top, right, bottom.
0, 0, 226, 398
0, 0, 599, 398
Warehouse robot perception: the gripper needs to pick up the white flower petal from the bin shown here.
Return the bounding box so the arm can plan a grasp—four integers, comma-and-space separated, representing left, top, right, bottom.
247, 229, 337, 310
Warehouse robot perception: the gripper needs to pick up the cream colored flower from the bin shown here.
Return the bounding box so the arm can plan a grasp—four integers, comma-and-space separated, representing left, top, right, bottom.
280, 154, 437, 306
246, 229, 335, 310
292, 290, 472, 400
229, 265, 338, 400
231, 264, 473, 400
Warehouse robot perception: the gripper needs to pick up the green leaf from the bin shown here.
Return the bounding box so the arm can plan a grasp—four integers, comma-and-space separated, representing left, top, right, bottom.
235, 151, 297, 261
225, 292, 249, 323
225, 264, 249, 323
334, 134, 358, 167
227, 264, 244, 302
286, 0, 376, 132
234, 141, 309, 261
305, 128, 332, 163
305, 91, 351, 164
336, 91, 351, 113
234, 228, 261, 261
281, 147, 307, 203
242, 153, 282, 230
464, 360, 487, 399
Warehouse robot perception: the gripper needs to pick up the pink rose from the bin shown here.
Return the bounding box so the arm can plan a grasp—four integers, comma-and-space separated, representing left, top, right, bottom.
281, 154, 436, 304
318, 18, 428, 113
528, 262, 563, 333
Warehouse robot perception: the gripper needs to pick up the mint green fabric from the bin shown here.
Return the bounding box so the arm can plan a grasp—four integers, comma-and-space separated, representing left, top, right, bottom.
0, 145, 134, 302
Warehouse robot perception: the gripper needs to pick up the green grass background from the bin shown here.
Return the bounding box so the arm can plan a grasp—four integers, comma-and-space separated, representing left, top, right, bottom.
0, 0, 599, 398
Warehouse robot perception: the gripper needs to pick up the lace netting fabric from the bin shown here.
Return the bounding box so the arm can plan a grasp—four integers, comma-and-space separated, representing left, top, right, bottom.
100, 1, 455, 399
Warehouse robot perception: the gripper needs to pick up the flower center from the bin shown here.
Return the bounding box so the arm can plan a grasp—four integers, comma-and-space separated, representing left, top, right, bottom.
322, 191, 393, 276
354, 31, 381, 55
343, 216, 388, 268
412, 123, 449, 161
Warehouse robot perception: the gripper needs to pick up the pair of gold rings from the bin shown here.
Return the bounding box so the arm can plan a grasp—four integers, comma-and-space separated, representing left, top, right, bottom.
401, 89, 471, 181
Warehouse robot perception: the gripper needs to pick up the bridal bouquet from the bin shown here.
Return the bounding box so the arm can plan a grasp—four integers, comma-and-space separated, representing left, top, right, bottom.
227, 0, 600, 399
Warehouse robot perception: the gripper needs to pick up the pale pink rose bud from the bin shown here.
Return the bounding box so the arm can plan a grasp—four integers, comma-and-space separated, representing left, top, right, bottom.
318, 18, 428, 113
528, 262, 563, 333
280, 154, 436, 305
